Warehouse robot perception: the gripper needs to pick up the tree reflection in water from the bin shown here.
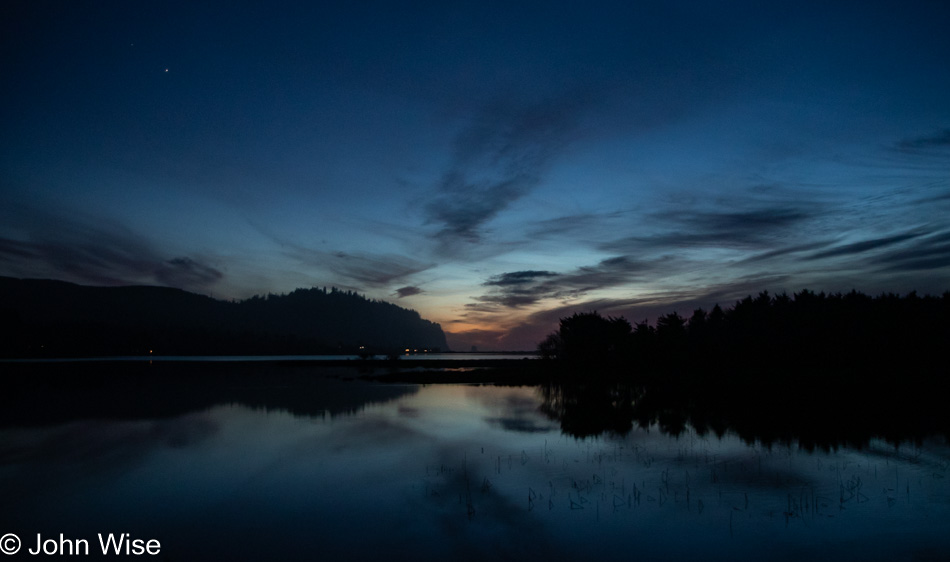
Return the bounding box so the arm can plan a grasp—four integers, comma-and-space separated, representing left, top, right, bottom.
538, 376, 950, 450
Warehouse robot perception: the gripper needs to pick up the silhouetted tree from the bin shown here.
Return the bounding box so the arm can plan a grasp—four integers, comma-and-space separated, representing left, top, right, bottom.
537, 332, 563, 360
540, 311, 632, 368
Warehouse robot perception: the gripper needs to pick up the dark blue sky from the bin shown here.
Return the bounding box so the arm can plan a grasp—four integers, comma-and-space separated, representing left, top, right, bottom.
2, 1, 949, 350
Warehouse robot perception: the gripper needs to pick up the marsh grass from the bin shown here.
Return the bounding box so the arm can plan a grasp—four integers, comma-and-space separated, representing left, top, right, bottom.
413, 402, 948, 562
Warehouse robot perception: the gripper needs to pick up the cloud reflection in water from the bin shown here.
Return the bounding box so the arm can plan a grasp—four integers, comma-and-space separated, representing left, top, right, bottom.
1, 377, 949, 561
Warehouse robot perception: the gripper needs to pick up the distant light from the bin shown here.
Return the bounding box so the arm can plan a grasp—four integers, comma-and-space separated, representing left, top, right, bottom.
164, 68, 169, 72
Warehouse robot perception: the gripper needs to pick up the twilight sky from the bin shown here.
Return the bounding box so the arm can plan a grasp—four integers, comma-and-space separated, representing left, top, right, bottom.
2, 1, 949, 350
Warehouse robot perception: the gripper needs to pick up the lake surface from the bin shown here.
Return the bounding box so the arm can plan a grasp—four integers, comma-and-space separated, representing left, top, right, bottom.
1, 364, 948, 561
0, 352, 538, 363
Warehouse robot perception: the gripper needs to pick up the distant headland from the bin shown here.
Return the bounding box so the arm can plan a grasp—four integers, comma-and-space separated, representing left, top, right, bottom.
0, 277, 447, 358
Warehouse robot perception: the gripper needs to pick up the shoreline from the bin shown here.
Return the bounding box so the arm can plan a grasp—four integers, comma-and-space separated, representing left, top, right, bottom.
0, 356, 549, 385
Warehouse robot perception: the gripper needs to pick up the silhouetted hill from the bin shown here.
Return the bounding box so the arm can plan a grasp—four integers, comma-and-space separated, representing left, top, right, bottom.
0, 277, 447, 357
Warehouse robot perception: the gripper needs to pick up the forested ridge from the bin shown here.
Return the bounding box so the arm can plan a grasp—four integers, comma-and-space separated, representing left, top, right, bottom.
0, 277, 447, 357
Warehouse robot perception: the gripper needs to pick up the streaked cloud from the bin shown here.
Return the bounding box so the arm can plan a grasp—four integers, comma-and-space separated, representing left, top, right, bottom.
156, 257, 223, 287
897, 129, 950, 151
804, 231, 927, 261
602, 206, 814, 253
471, 256, 674, 311
287, 248, 432, 289
484, 270, 558, 287
0, 221, 222, 292
425, 95, 585, 253
872, 230, 950, 272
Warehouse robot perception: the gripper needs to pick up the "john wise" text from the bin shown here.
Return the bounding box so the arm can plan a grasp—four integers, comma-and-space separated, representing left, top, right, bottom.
27, 533, 161, 556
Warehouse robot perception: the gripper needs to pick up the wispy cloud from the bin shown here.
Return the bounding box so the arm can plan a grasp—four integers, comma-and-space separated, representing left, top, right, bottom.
872, 230, 950, 272
524, 210, 632, 245
0, 237, 37, 260
804, 231, 926, 260
897, 128, 950, 151
307, 251, 432, 288
0, 223, 222, 292
424, 95, 585, 253
601, 206, 814, 254
426, 172, 537, 245
484, 270, 558, 287
554, 256, 671, 292
255, 225, 435, 290
156, 257, 224, 287
470, 256, 671, 311
742, 240, 836, 263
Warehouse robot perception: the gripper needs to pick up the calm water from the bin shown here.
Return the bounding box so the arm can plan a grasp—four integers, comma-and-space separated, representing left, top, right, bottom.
1, 367, 948, 561
0, 352, 538, 363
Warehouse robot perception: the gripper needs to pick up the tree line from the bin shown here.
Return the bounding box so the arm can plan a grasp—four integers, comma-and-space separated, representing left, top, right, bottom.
538, 289, 949, 375
535, 289, 950, 445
